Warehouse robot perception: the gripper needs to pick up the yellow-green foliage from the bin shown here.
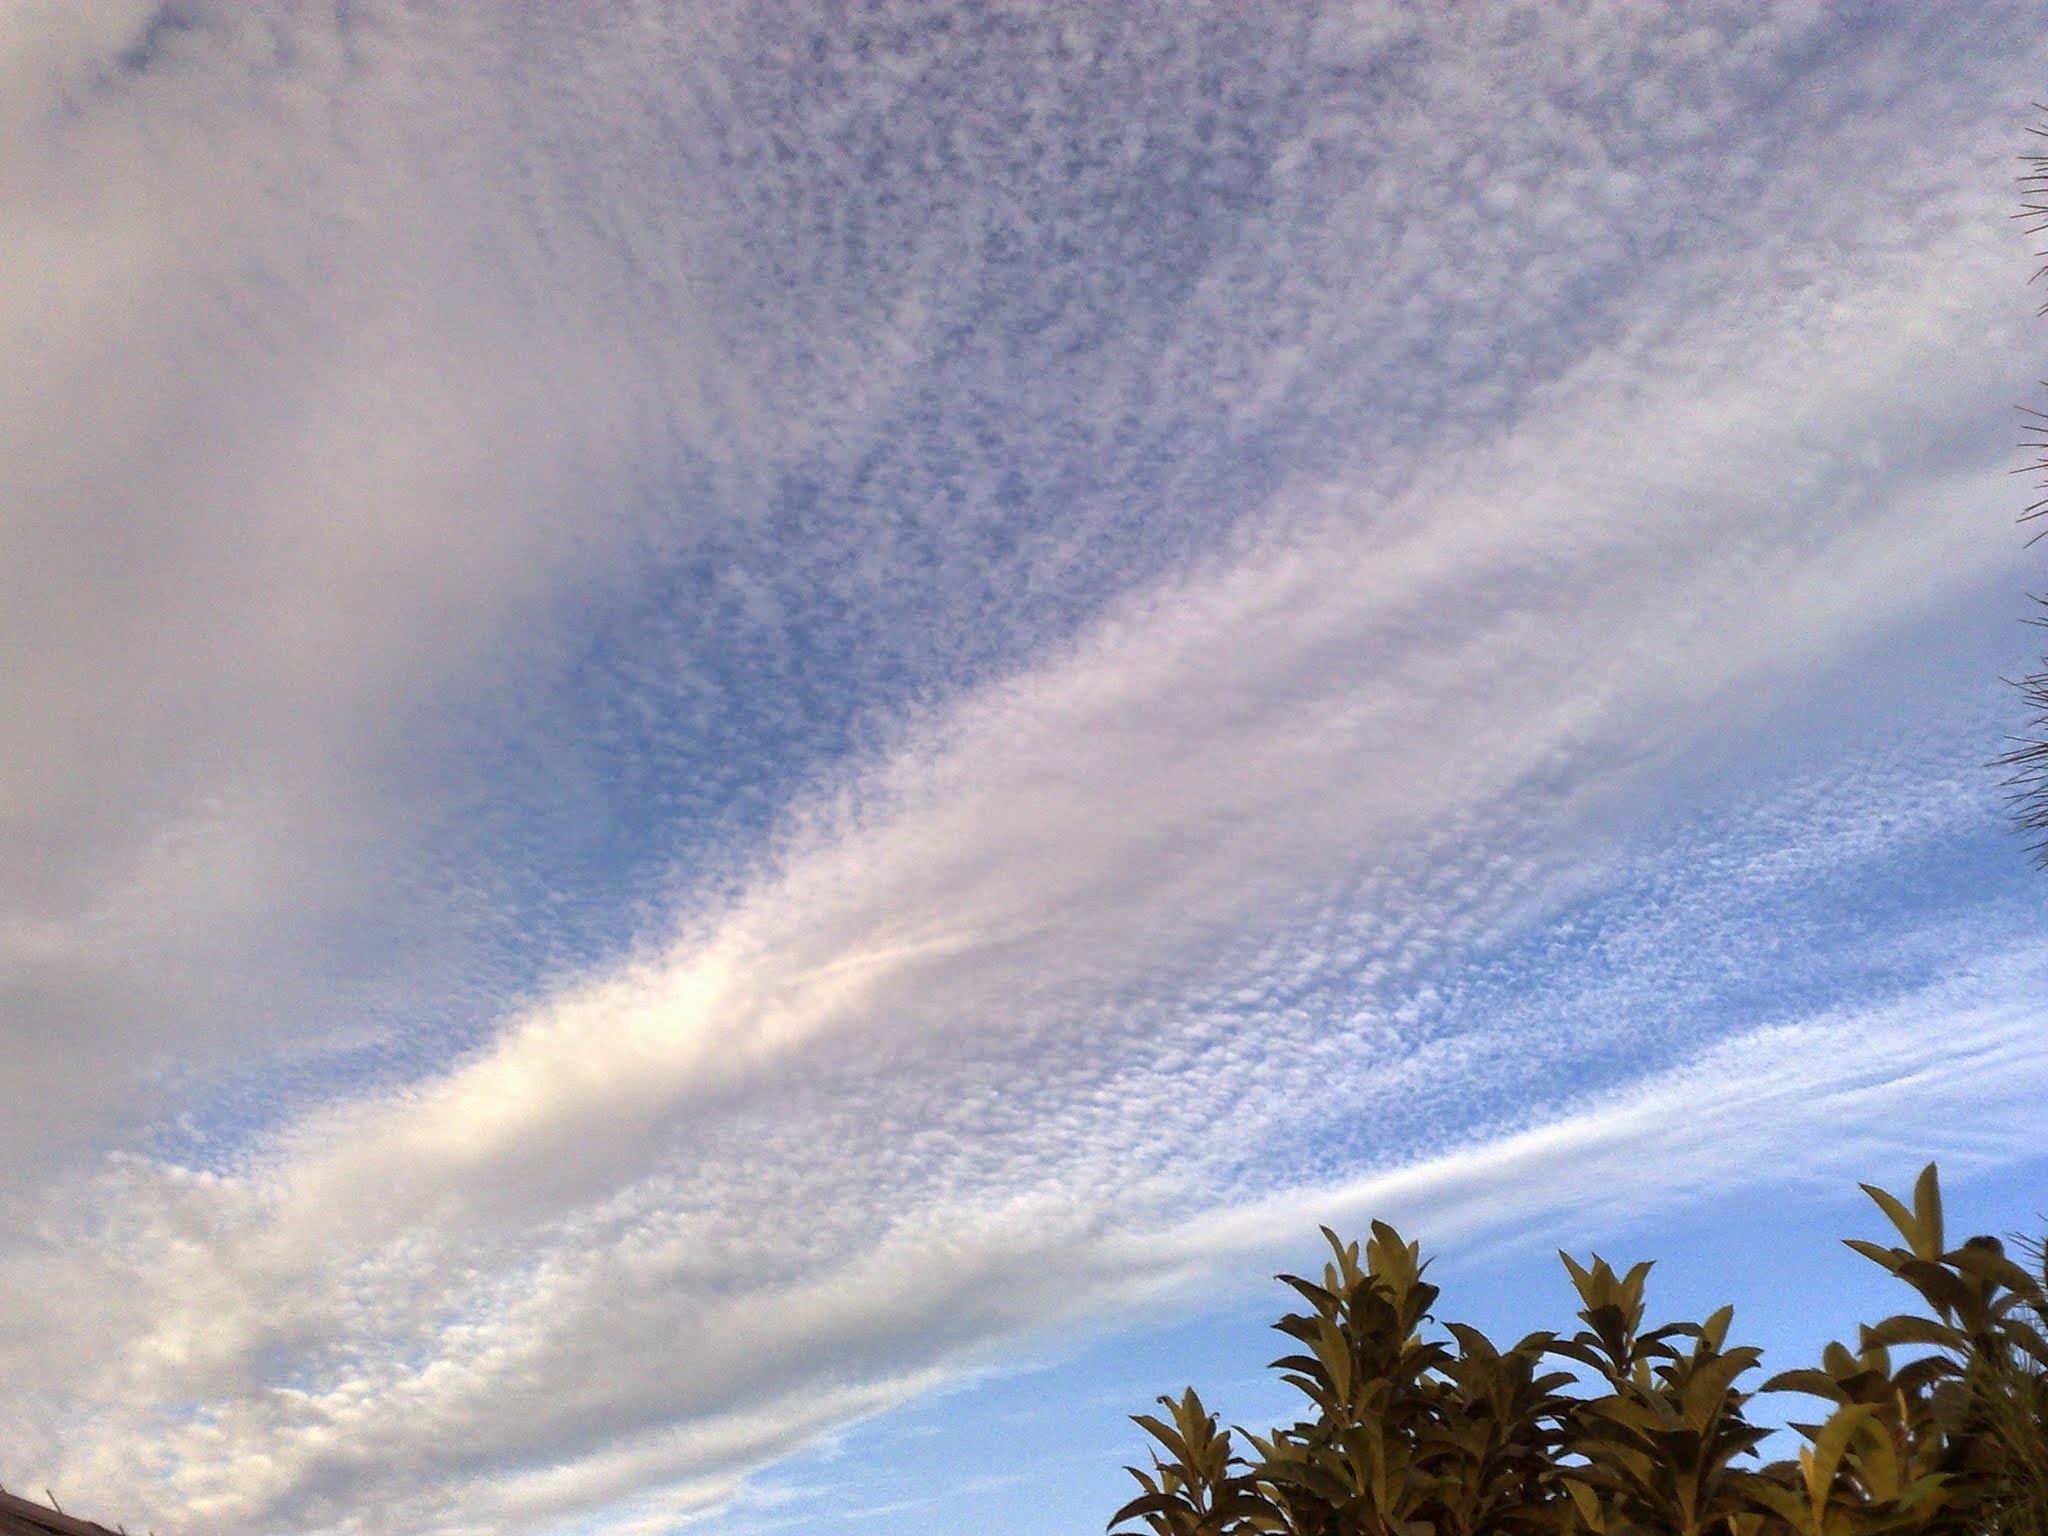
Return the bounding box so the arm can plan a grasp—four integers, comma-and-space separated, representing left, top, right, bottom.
1111, 1167, 2048, 1536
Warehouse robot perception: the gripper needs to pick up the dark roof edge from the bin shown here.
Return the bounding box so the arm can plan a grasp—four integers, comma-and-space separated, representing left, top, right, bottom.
0, 1487, 135, 1536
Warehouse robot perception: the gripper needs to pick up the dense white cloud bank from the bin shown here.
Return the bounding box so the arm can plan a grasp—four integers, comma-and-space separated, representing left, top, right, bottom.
3, 3, 2046, 1533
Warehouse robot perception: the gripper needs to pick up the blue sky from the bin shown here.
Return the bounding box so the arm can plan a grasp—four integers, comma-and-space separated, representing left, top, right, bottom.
3, 5, 2047, 1535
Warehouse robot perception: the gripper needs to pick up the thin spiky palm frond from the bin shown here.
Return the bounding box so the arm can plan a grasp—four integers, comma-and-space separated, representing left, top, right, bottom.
1996, 108, 2048, 865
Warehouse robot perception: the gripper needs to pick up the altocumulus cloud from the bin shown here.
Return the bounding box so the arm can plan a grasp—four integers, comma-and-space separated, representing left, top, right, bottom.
3, 3, 2047, 1533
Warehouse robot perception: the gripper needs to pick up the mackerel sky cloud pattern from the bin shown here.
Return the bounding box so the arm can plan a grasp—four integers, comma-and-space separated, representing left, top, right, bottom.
4, 5, 2048, 1535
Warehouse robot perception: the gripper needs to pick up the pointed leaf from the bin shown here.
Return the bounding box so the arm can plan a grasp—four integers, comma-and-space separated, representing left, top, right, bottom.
1999, 1314, 2048, 1367
1559, 1251, 1596, 1299
1108, 1489, 1185, 1530
1861, 1181, 1921, 1254
1761, 1369, 1848, 1403
1805, 1403, 1879, 1527
1911, 1164, 1944, 1260
1679, 1347, 1760, 1429
1132, 1411, 1193, 1470
1843, 1237, 1906, 1274
1701, 1303, 1735, 1352
1947, 1239, 2044, 1302
1859, 1315, 1964, 1353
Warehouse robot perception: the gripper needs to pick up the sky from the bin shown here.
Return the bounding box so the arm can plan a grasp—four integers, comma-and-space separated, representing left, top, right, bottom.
3, 3, 2047, 1535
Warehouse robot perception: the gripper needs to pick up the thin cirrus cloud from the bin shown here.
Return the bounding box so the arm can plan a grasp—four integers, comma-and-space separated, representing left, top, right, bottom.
2, 3, 2045, 1534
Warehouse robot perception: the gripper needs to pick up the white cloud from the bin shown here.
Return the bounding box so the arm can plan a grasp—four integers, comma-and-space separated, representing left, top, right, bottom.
1159, 947, 2048, 1272
4, 3, 2046, 1533
16, 240, 2043, 1531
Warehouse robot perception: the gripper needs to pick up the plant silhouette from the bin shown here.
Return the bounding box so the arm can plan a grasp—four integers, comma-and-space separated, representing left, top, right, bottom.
1112, 1166, 2048, 1536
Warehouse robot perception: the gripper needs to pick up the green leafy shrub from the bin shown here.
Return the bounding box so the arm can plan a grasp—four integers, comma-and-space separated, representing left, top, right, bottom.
1111, 1167, 2047, 1536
